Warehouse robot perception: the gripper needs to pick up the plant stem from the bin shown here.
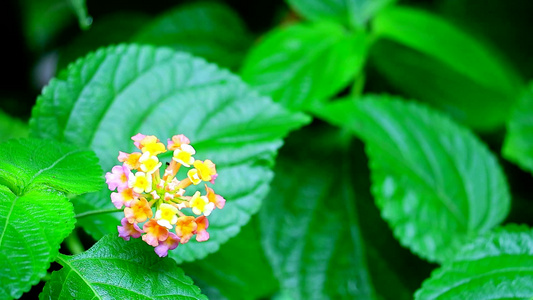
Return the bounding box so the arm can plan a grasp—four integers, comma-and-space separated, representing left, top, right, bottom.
75, 208, 122, 219
65, 232, 84, 255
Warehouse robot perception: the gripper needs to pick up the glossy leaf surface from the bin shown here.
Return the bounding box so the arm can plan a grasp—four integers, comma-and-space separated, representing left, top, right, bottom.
259, 128, 377, 299
30, 44, 310, 263
371, 7, 522, 130
314, 96, 510, 262
133, 2, 252, 70
416, 225, 533, 299
40, 235, 207, 299
0, 138, 102, 299
241, 22, 367, 110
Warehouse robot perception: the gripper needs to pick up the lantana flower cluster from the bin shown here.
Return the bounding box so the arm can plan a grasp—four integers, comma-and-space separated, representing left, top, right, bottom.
105, 133, 225, 257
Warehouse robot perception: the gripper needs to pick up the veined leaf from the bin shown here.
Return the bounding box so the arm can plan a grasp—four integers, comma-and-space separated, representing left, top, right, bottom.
0, 139, 102, 195
313, 96, 510, 263
371, 6, 522, 131
258, 127, 377, 299
286, 0, 397, 29
132, 2, 252, 70
503, 83, 533, 174
0, 138, 102, 299
415, 225, 533, 299
40, 234, 207, 299
241, 22, 367, 111
30, 44, 311, 263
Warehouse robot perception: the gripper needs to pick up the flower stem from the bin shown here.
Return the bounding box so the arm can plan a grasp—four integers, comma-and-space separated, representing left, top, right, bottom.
75, 208, 122, 219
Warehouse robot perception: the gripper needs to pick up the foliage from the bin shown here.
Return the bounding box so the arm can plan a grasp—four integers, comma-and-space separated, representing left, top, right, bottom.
2, 0, 533, 298
0, 138, 102, 299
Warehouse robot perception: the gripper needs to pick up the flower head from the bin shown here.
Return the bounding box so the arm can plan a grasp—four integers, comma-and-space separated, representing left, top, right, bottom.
118, 151, 142, 170
142, 219, 169, 247
154, 232, 180, 257
117, 217, 143, 241
205, 185, 226, 209
193, 160, 217, 182
190, 191, 215, 216
107, 133, 226, 256
175, 216, 197, 244
167, 134, 190, 151
105, 165, 131, 191
129, 171, 152, 193
172, 144, 196, 167
195, 216, 209, 242
155, 203, 179, 229
111, 187, 137, 209
124, 197, 153, 223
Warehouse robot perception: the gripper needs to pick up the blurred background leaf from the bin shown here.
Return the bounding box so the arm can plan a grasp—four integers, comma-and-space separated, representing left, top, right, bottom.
133, 2, 253, 71
181, 216, 279, 300
286, 0, 398, 29
370, 6, 523, 131
503, 82, 533, 175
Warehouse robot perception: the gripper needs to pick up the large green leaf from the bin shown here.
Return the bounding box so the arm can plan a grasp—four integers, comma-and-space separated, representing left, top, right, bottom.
132, 2, 252, 70
30, 44, 310, 263
503, 83, 533, 174
258, 127, 378, 299
286, 0, 397, 29
182, 216, 279, 300
415, 225, 533, 299
313, 96, 510, 263
371, 6, 522, 131
0, 138, 102, 299
348, 138, 430, 299
40, 234, 207, 299
241, 22, 367, 111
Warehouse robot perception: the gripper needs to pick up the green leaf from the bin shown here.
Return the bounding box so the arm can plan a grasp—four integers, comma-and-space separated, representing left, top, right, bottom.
415, 224, 533, 299
58, 12, 151, 70
258, 127, 378, 299
241, 22, 367, 111
313, 96, 510, 263
0, 109, 28, 142
40, 234, 207, 299
182, 216, 279, 300
0, 138, 102, 299
132, 2, 252, 70
349, 138, 429, 299
286, 0, 397, 29
371, 6, 522, 131
503, 83, 533, 174
0, 139, 102, 195
30, 44, 311, 263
